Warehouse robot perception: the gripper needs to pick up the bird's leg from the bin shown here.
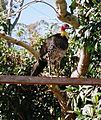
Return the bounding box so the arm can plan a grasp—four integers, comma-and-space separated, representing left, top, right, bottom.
48, 54, 52, 76
48, 61, 51, 76
55, 62, 60, 77
58, 62, 61, 77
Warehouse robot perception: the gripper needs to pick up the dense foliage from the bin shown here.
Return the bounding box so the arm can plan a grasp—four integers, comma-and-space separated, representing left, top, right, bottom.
0, 0, 101, 120
67, 0, 101, 119
0, 40, 61, 120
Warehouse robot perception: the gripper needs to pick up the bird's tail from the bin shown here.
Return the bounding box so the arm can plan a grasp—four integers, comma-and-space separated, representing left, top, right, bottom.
31, 58, 47, 76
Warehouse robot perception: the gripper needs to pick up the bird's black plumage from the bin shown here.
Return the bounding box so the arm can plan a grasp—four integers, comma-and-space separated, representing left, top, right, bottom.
31, 58, 47, 76
51, 33, 68, 50
31, 32, 68, 76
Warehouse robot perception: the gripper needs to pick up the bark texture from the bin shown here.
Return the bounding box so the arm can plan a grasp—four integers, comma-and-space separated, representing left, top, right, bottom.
55, 0, 80, 28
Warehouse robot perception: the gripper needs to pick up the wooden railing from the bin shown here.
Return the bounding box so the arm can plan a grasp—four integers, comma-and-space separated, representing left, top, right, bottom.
0, 75, 101, 86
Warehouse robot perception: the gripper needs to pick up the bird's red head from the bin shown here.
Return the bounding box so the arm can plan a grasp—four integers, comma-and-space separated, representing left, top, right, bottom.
61, 24, 69, 31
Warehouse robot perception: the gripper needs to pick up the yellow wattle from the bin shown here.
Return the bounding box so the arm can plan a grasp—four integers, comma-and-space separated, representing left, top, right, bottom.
61, 31, 69, 38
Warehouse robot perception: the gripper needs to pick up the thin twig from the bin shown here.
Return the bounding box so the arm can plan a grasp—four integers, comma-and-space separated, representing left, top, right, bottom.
12, 0, 24, 30
7, 0, 59, 18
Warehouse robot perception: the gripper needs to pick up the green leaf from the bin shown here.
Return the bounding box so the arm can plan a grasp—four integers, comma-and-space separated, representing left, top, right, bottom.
92, 95, 99, 104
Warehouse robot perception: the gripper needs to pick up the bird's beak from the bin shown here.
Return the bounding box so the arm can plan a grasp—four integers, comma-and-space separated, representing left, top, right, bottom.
66, 26, 70, 29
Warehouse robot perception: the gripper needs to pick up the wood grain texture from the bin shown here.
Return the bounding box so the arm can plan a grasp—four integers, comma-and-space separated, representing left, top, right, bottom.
0, 75, 101, 86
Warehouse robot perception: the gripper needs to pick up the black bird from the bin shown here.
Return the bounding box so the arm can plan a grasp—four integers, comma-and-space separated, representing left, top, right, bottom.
31, 24, 69, 76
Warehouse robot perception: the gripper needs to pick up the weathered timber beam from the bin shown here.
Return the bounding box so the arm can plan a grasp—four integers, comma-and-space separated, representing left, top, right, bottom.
0, 75, 101, 86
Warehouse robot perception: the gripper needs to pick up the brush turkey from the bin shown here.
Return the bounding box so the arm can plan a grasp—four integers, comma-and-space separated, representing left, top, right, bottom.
31, 24, 69, 76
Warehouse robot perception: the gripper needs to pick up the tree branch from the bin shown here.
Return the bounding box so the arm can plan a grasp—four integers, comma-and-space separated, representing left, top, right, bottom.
8, 0, 58, 18
12, 0, 24, 30
0, 33, 40, 60
7, 0, 13, 18
55, 0, 80, 28
49, 85, 68, 111
71, 47, 90, 78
